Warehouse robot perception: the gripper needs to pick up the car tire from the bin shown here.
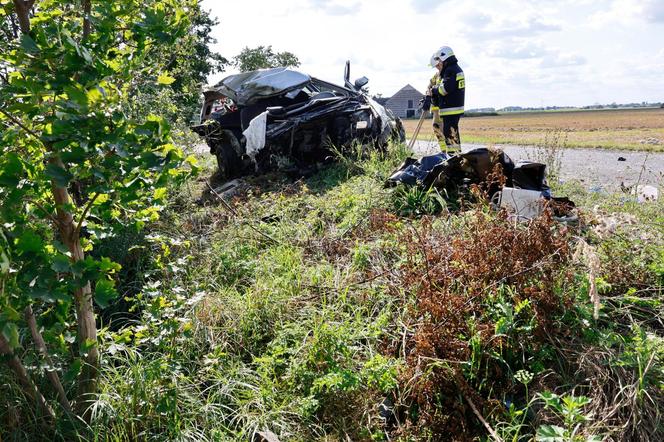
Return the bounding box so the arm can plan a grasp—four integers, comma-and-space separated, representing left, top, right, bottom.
211, 129, 244, 181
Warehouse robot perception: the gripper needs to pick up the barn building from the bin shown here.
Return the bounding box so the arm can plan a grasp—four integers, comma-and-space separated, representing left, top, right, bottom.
383, 84, 424, 119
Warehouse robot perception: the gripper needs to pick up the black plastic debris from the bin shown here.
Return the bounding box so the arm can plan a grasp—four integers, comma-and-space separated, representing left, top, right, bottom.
387, 148, 518, 192
386, 152, 451, 187
512, 161, 551, 197
386, 148, 575, 220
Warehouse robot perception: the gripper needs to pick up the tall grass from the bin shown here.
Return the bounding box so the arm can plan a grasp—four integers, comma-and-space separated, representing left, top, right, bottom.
527, 129, 566, 180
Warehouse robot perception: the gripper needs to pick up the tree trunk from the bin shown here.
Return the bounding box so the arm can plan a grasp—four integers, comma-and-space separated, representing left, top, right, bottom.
82, 0, 91, 40
12, 0, 32, 34
0, 334, 54, 421
24, 305, 74, 415
49, 156, 99, 421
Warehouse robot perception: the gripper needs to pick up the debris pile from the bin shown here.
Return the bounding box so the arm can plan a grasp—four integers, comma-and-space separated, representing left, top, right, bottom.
386, 147, 575, 220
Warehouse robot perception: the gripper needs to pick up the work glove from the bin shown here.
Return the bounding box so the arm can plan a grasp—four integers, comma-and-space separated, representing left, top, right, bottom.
419, 95, 432, 112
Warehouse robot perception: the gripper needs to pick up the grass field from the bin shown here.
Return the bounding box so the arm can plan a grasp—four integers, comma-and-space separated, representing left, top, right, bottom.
404, 108, 664, 151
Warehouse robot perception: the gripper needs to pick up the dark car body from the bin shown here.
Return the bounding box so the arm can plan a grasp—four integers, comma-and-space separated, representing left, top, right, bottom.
192, 63, 405, 180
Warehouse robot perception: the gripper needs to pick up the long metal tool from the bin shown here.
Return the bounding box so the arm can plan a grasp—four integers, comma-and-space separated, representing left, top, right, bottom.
407, 109, 427, 151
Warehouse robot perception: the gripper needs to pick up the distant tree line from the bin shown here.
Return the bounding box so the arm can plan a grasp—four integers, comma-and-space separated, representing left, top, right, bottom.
494, 102, 662, 113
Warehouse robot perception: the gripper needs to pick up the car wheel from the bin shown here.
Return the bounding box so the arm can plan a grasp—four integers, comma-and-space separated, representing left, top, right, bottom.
211, 129, 244, 181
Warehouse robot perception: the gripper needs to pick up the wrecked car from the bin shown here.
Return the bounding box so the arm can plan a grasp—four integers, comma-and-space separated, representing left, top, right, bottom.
192, 62, 406, 180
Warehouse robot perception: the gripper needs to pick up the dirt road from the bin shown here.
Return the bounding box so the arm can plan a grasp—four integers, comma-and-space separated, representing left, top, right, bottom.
411, 140, 664, 190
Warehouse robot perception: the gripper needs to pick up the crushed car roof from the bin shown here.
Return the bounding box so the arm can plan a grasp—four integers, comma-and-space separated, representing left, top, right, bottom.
212, 67, 311, 106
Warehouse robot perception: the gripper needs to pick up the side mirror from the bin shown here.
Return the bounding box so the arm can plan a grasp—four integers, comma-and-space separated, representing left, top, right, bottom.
267, 106, 286, 118
344, 60, 353, 89
354, 76, 369, 89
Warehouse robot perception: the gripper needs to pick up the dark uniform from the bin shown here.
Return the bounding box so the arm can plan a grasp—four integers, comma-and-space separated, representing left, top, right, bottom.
432, 55, 465, 152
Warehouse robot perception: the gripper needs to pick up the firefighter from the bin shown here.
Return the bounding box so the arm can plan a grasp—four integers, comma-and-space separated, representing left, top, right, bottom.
425, 67, 445, 150
422, 46, 465, 153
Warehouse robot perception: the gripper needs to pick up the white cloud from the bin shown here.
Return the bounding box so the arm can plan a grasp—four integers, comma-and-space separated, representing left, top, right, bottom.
460, 12, 492, 28
644, 0, 664, 22
308, 0, 362, 15
485, 40, 550, 59
589, 0, 664, 27
463, 14, 562, 40
539, 53, 587, 68
482, 37, 586, 68
410, 0, 448, 14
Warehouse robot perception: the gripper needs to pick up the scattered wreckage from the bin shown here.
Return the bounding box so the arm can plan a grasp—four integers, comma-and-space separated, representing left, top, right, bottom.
387, 148, 577, 221
192, 62, 405, 180
192, 64, 573, 220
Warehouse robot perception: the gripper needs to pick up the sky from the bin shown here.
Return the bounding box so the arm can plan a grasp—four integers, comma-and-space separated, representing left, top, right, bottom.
201, 0, 664, 109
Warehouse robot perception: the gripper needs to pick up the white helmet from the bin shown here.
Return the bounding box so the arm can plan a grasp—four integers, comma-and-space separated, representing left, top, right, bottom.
430, 46, 455, 66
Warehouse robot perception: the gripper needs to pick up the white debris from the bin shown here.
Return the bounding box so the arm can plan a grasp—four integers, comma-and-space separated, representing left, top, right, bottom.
242, 111, 268, 162
590, 206, 639, 238
634, 184, 659, 203
498, 187, 544, 221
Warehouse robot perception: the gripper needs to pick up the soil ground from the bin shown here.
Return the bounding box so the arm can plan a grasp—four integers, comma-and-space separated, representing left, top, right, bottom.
404, 108, 664, 151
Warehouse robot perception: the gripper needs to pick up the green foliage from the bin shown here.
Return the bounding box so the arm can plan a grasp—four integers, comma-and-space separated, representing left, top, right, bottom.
495, 370, 536, 442
536, 393, 602, 442
0, 0, 200, 427
124, 3, 227, 123
615, 325, 664, 399
391, 185, 448, 216
649, 249, 664, 285
233, 45, 300, 72
68, 151, 408, 439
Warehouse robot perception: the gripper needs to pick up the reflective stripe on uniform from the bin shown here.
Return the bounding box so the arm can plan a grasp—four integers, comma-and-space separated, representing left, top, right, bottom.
438, 83, 447, 96
439, 106, 464, 116
439, 141, 461, 153
456, 72, 465, 89
431, 105, 439, 111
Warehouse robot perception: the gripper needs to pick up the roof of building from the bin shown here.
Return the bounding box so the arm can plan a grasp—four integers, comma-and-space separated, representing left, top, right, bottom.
385, 84, 424, 103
